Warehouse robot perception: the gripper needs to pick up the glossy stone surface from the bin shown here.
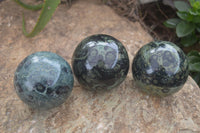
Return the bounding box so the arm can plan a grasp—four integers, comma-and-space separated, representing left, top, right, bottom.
132, 41, 189, 97
14, 51, 74, 110
72, 34, 129, 91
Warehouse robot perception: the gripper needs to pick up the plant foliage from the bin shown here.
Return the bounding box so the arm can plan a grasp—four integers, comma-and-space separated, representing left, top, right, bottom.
164, 0, 200, 47
188, 50, 200, 86
14, 0, 60, 37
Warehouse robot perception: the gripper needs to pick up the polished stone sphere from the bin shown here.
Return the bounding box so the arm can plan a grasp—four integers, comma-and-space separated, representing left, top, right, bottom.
72, 34, 129, 91
14, 51, 74, 110
132, 41, 189, 97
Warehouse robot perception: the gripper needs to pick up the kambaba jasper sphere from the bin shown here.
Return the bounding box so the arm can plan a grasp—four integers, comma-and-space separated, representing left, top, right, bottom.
14, 51, 74, 110
72, 34, 129, 91
132, 41, 189, 96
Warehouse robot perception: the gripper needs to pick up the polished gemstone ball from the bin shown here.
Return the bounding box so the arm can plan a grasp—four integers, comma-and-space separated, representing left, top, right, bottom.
14, 51, 74, 110
132, 41, 189, 97
72, 34, 129, 91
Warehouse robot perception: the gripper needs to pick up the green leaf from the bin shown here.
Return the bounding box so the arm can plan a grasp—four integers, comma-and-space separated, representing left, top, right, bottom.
164, 18, 181, 28
187, 49, 200, 86
197, 27, 200, 32
188, 56, 200, 64
193, 16, 200, 23
187, 51, 200, 72
189, 8, 199, 15
180, 33, 197, 47
187, 51, 200, 63
174, 1, 190, 12
190, 72, 200, 86
13, 0, 43, 11
23, 0, 61, 37
187, 50, 200, 56
189, 62, 200, 72
176, 21, 195, 37
189, 0, 200, 10
177, 12, 193, 21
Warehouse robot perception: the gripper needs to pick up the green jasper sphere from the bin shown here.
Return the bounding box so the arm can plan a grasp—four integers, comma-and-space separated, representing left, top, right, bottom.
72, 34, 129, 91
132, 41, 189, 97
14, 51, 74, 110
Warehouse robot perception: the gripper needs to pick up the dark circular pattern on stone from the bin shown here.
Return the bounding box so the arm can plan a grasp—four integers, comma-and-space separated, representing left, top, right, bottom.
72, 34, 129, 91
132, 41, 189, 97
14, 51, 74, 110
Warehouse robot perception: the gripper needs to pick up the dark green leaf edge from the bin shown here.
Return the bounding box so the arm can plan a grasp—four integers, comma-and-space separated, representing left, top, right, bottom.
187, 50, 200, 56
23, 0, 61, 37
174, 1, 190, 12
13, 0, 43, 11
164, 18, 181, 28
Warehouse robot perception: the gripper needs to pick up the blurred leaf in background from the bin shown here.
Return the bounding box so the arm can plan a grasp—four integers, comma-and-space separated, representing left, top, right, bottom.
14, 0, 60, 37
188, 51, 200, 86
164, 0, 200, 47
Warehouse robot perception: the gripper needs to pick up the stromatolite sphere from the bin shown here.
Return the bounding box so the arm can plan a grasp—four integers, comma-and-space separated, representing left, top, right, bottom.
72, 34, 129, 91
14, 51, 74, 110
132, 41, 189, 97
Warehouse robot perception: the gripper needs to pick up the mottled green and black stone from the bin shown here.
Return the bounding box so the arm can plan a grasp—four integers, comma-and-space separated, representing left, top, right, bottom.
14, 52, 74, 110
132, 41, 189, 97
72, 34, 129, 91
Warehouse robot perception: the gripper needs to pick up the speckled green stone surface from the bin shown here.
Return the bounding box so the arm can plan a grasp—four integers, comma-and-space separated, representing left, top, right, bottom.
14, 51, 74, 110
72, 34, 129, 91
132, 41, 189, 97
